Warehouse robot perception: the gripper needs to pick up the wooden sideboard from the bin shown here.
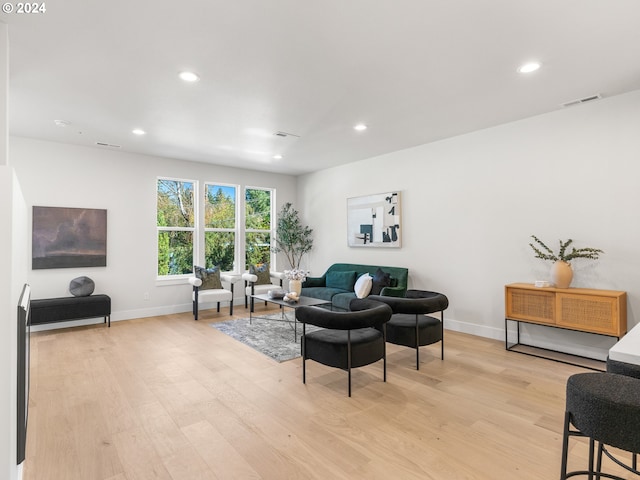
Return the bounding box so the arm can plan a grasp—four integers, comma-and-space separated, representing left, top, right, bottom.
505, 283, 627, 367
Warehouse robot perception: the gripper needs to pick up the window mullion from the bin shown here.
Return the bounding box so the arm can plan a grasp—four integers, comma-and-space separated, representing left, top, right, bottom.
238, 187, 245, 273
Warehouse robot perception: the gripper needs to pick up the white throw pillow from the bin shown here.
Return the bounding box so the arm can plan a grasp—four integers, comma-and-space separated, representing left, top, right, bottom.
354, 273, 373, 299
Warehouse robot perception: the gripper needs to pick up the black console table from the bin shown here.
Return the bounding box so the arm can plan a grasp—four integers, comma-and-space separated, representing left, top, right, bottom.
30, 294, 111, 327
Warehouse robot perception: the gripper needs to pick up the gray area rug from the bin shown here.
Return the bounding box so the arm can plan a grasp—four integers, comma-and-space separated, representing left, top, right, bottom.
211, 314, 318, 362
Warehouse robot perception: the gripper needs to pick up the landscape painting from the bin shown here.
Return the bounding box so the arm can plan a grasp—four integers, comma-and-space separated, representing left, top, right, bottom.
32, 206, 107, 269
347, 191, 401, 248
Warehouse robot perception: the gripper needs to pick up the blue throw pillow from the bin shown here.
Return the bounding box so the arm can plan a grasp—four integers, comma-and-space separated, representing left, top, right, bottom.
326, 270, 357, 291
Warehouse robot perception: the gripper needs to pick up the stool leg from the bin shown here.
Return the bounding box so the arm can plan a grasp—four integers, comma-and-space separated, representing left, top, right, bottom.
347, 330, 352, 397
560, 411, 571, 480
302, 324, 307, 384
415, 314, 420, 370
588, 437, 594, 480
383, 325, 387, 383
595, 441, 604, 480
440, 311, 444, 360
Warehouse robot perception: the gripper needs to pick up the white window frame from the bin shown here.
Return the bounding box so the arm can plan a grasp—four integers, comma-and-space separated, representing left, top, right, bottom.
156, 178, 277, 282
203, 182, 239, 273
156, 176, 198, 280
244, 186, 275, 271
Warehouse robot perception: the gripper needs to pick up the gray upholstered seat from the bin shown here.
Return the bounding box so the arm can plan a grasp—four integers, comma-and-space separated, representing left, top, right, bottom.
561, 372, 640, 479
369, 289, 448, 369
295, 298, 393, 396
607, 357, 640, 379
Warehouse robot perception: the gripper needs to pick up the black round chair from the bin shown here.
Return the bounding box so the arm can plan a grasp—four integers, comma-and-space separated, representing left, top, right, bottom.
295, 298, 393, 397
369, 289, 449, 370
561, 372, 640, 479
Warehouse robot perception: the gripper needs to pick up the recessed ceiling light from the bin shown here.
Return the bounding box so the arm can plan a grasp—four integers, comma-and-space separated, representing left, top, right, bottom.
273, 154, 283, 160
132, 129, 146, 135
354, 124, 367, 131
179, 71, 200, 82
518, 62, 541, 74
54, 119, 70, 127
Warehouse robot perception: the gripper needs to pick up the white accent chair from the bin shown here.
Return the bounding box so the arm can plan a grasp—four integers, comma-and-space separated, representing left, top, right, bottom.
189, 274, 240, 320
242, 270, 286, 312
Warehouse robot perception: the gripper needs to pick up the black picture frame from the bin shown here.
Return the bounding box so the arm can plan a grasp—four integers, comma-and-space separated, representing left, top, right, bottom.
32, 206, 107, 269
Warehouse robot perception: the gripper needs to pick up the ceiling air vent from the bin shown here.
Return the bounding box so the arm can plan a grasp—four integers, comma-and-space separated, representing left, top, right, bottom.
95, 142, 121, 148
273, 131, 300, 138
561, 94, 602, 108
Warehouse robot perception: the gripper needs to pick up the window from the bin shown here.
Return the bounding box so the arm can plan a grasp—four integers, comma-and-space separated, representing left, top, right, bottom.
245, 187, 273, 269
156, 179, 274, 278
157, 178, 195, 276
204, 183, 237, 272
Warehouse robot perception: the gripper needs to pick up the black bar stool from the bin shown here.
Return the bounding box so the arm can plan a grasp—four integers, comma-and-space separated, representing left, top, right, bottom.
561, 372, 640, 479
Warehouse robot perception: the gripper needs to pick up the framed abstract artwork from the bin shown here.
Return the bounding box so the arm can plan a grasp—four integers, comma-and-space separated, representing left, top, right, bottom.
32, 206, 107, 269
347, 191, 401, 248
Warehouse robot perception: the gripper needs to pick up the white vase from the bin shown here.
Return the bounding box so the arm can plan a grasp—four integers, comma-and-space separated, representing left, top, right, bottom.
288, 279, 302, 296
551, 260, 573, 289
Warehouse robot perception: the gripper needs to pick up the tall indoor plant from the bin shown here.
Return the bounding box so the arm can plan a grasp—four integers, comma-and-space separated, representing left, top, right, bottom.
529, 235, 603, 288
273, 203, 313, 294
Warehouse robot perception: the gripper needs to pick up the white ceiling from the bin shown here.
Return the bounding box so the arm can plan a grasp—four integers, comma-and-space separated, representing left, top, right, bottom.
3, 0, 640, 176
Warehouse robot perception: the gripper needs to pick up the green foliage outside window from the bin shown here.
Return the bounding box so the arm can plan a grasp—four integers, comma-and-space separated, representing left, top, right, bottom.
245, 188, 272, 269
158, 231, 193, 275
157, 180, 274, 275
157, 179, 195, 275
246, 188, 271, 229
206, 232, 235, 271
204, 185, 236, 271
157, 180, 194, 227
246, 232, 271, 267
205, 185, 235, 228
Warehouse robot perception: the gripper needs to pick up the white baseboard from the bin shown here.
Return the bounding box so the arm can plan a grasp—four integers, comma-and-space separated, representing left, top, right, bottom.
445, 317, 504, 341
444, 316, 613, 361
112, 303, 193, 321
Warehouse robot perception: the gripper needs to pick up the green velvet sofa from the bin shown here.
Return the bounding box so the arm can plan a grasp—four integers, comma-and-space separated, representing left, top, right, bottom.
301, 263, 408, 310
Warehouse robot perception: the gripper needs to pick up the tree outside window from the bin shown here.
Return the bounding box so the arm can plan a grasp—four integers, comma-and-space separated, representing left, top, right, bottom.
157, 179, 195, 276
157, 180, 275, 276
204, 184, 236, 272
245, 188, 272, 268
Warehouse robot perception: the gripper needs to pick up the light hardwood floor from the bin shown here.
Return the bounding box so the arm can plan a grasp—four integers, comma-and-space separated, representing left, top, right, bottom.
24, 304, 633, 479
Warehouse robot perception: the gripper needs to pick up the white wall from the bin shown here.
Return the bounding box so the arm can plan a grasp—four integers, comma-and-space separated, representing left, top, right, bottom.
298, 89, 640, 359
0, 21, 6, 168
2, 20, 27, 480
10, 138, 298, 325
0, 168, 28, 480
